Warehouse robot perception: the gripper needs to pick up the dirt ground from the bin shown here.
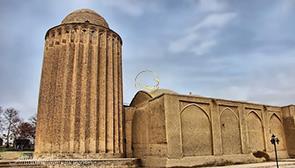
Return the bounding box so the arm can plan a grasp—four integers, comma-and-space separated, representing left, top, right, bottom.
0, 151, 33, 160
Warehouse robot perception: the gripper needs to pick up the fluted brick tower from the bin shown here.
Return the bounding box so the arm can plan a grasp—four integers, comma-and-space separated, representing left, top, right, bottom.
35, 9, 124, 159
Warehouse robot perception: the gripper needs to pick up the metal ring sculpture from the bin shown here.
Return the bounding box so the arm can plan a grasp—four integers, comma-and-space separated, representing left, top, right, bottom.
135, 70, 160, 92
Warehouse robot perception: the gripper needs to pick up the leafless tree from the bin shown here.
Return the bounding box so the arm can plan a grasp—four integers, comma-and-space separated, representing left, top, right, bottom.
3, 108, 21, 147
0, 106, 3, 132
29, 114, 37, 141
16, 122, 35, 139
29, 115, 37, 128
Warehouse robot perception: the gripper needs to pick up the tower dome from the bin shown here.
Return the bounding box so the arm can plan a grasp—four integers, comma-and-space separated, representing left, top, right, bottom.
61, 9, 109, 28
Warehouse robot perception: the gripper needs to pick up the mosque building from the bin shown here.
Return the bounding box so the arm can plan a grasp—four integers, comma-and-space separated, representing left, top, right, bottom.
35, 9, 295, 167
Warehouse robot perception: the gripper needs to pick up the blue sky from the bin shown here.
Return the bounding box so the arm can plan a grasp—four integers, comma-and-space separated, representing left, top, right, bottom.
0, 0, 294, 119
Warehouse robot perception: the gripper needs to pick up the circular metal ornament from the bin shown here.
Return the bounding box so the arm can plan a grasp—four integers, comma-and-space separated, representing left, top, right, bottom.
135, 70, 160, 92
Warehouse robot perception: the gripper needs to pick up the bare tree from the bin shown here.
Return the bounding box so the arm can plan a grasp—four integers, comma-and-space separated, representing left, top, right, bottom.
29, 115, 37, 128
3, 108, 21, 147
29, 114, 37, 142
0, 106, 3, 132
16, 122, 35, 139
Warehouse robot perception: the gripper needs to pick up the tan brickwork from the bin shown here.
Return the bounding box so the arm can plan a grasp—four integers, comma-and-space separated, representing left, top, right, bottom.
35, 9, 124, 159
126, 90, 293, 167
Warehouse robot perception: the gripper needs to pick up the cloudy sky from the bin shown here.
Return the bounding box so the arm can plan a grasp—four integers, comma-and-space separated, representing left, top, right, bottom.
0, 0, 294, 119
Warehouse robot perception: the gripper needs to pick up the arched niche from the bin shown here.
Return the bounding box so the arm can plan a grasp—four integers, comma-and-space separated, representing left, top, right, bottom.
181, 105, 212, 156
269, 114, 286, 150
247, 111, 265, 152
220, 108, 241, 154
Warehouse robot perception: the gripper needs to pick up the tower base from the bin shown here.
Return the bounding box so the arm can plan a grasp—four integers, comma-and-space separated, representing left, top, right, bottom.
0, 158, 138, 168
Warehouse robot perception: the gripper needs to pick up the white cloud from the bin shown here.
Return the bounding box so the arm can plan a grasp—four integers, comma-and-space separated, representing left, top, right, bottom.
224, 49, 295, 106
169, 12, 237, 55
191, 39, 217, 55
169, 33, 199, 53
191, 12, 236, 31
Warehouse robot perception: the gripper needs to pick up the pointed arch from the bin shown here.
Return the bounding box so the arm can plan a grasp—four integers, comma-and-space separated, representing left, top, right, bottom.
181, 103, 210, 120
269, 113, 286, 150
248, 110, 262, 122
220, 108, 241, 154
269, 113, 282, 123
180, 104, 212, 156
220, 107, 239, 120
247, 111, 265, 152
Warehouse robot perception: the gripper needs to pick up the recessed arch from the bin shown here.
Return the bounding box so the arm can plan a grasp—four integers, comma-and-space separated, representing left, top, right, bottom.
269, 112, 282, 123
269, 113, 286, 150
219, 107, 239, 120
181, 103, 210, 120
248, 110, 262, 122
220, 108, 241, 154
246, 111, 265, 152
180, 104, 212, 156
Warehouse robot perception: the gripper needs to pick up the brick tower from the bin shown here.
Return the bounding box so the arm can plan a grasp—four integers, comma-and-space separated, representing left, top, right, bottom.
35, 9, 124, 159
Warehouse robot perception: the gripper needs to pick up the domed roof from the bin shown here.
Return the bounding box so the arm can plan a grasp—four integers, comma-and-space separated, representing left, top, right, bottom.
129, 89, 177, 107
149, 88, 177, 98
61, 9, 109, 28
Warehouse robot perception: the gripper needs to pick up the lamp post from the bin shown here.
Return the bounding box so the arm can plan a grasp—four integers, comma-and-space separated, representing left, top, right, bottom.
270, 134, 280, 168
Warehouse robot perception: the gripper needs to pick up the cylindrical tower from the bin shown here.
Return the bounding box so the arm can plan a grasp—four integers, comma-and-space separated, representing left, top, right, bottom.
35, 9, 124, 159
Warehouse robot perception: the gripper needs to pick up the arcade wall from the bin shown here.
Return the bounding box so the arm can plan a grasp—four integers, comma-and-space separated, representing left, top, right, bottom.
126, 93, 294, 166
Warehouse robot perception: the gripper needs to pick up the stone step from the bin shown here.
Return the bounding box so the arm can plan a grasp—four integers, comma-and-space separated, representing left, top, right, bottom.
0, 161, 45, 168
279, 159, 295, 162
0, 158, 139, 168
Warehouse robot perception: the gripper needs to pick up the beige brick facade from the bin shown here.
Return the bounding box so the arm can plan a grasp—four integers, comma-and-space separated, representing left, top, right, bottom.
126, 90, 295, 167
35, 9, 124, 159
